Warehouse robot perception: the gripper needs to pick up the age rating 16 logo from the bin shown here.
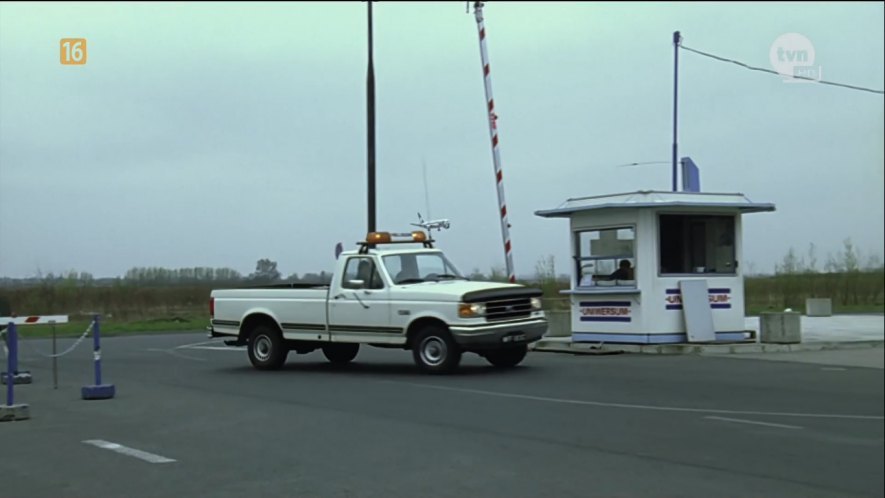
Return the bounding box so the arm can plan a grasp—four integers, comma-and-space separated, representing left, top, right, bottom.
60, 38, 87, 65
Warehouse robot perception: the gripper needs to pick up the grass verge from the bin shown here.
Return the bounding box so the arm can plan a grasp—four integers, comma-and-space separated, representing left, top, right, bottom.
6, 315, 207, 339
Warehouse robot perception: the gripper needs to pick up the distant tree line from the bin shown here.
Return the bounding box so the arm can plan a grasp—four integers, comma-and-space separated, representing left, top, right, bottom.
747, 239, 883, 311
0, 258, 339, 289
1, 244, 881, 321
775, 239, 882, 275
123, 267, 244, 284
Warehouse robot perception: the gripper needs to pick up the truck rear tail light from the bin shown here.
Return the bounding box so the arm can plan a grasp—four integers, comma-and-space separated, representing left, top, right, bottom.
209, 297, 215, 318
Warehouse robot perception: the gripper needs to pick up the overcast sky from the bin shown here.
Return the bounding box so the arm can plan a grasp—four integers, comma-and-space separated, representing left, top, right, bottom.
1, 1, 883, 279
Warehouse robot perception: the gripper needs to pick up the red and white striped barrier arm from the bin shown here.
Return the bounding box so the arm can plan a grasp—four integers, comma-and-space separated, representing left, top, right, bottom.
474, 1, 516, 283
1, 315, 69, 325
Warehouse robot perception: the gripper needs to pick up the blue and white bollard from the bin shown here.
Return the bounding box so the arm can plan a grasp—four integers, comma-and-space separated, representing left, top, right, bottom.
1, 322, 30, 421
1, 321, 32, 385
81, 315, 115, 400
5, 323, 13, 403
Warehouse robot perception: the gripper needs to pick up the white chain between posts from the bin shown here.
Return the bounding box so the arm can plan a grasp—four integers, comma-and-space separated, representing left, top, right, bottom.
2, 319, 95, 359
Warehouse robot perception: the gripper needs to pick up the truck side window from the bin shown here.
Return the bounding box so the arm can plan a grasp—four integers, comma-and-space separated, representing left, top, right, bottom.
342, 258, 384, 289
365, 264, 384, 289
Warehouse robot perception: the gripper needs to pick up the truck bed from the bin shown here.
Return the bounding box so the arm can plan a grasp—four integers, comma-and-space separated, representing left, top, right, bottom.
214, 282, 329, 290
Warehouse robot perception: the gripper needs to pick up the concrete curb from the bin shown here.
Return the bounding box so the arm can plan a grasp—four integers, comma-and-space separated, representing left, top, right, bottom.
0, 403, 30, 422
530, 338, 885, 355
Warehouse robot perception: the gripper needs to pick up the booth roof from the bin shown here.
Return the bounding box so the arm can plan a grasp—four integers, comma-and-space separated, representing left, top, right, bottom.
534, 190, 776, 218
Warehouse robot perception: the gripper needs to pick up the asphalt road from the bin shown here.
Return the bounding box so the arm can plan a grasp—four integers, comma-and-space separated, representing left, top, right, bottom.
3, 333, 883, 498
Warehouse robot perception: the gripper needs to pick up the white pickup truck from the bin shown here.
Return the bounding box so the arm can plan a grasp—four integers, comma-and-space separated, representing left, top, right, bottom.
209, 231, 548, 373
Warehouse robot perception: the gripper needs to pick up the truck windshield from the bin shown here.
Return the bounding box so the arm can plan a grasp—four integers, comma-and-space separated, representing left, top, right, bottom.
382, 252, 465, 284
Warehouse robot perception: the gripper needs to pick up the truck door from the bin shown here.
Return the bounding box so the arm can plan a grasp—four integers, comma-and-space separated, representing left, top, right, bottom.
328, 257, 399, 344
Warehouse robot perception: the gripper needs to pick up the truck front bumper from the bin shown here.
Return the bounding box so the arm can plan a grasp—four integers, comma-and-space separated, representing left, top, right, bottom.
449, 317, 548, 350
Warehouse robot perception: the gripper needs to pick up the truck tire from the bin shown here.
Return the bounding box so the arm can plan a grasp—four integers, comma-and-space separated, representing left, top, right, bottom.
322, 343, 359, 364
484, 345, 528, 368
247, 324, 287, 370
412, 325, 461, 374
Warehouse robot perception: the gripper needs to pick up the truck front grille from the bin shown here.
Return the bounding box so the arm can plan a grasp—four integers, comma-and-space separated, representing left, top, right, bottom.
484, 297, 532, 322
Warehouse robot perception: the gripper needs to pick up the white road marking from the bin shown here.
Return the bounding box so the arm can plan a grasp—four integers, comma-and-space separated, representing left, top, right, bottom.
705, 416, 804, 430
175, 340, 224, 349
184, 346, 245, 351
83, 440, 176, 463
147, 340, 243, 358
175, 340, 244, 351
383, 381, 885, 421
147, 348, 208, 362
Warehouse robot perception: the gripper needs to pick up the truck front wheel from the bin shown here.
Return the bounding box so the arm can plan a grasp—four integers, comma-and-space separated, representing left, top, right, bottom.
247, 325, 287, 370
322, 343, 359, 364
484, 345, 528, 368
412, 326, 461, 374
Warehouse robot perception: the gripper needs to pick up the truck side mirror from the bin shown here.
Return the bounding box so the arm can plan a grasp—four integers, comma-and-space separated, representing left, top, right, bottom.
347, 279, 366, 289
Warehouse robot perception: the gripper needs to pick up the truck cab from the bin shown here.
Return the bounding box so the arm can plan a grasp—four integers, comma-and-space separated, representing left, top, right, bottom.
209, 231, 548, 373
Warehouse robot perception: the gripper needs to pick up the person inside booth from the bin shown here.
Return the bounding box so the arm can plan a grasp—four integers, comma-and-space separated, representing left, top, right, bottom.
609, 259, 634, 281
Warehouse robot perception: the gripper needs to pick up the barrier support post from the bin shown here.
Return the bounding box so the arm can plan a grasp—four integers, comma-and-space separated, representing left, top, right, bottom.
81, 315, 115, 400
52, 320, 58, 389
1, 322, 30, 421
2, 320, 32, 385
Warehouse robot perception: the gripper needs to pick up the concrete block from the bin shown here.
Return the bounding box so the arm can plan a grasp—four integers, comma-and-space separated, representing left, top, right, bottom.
545, 311, 571, 337
81, 384, 116, 400
1, 371, 32, 385
806, 298, 833, 317
760, 312, 802, 344
0, 403, 30, 422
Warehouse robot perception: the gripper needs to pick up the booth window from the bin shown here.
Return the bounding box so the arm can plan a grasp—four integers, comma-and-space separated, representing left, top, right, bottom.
658, 214, 736, 275
574, 226, 636, 287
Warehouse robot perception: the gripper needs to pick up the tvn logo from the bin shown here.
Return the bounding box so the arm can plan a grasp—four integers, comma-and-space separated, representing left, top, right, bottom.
770, 33, 822, 83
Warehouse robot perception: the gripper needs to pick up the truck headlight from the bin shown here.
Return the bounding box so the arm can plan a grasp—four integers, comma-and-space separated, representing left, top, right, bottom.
530, 297, 543, 310
458, 303, 486, 318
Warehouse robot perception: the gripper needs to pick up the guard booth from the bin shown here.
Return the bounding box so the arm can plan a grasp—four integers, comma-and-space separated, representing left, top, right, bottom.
535, 191, 775, 344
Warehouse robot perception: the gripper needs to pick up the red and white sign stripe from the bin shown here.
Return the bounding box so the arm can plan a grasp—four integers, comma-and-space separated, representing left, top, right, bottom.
474, 1, 515, 283
1, 315, 69, 325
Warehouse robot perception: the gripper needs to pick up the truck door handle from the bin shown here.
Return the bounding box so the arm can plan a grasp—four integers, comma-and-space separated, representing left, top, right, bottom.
351, 292, 370, 309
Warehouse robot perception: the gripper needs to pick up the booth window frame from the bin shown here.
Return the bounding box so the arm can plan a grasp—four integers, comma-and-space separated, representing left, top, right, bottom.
573, 225, 637, 288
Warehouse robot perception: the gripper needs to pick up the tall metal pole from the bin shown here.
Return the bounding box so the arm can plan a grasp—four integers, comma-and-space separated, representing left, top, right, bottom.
473, 2, 515, 283
367, 1, 377, 233
671, 31, 681, 192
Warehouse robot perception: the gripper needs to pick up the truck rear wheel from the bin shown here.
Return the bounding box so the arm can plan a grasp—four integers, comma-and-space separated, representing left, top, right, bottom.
412, 325, 461, 374
484, 345, 528, 368
247, 325, 287, 370
322, 343, 359, 364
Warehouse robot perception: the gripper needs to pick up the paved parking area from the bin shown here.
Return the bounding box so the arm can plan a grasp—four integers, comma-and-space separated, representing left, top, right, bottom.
723, 347, 884, 369
3, 332, 883, 497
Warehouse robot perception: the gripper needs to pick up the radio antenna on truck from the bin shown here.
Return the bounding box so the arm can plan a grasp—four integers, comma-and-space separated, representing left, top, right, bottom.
413, 159, 452, 233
